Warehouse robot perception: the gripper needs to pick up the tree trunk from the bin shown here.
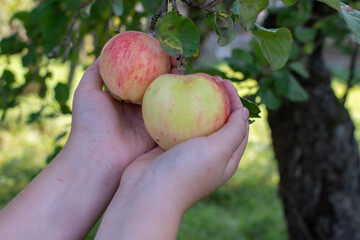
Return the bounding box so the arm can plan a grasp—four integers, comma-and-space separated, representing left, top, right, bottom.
266, 2, 360, 240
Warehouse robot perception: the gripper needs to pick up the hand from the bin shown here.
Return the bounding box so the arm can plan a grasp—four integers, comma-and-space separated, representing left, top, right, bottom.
69, 58, 165, 173
122, 78, 249, 209
94, 79, 249, 240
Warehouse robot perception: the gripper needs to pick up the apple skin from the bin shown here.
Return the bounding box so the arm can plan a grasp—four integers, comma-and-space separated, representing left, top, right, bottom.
142, 73, 231, 150
99, 31, 171, 104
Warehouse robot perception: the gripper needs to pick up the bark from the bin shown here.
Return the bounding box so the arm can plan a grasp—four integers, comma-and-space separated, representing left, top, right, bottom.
266, 2, 360, 239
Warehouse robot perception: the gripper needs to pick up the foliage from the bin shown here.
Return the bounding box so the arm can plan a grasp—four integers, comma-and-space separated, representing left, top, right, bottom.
0, 0, 360, 234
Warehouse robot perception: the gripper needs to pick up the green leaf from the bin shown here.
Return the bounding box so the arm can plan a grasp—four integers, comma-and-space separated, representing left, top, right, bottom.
317, 0, 341, 12
206, 13, 236, 47
46, 146, 63, 164
11, 11, 30, 23
185, 59, 194, 74
230, 0, 240, 22
226, 48, 261, 79
240, 97, 261, 118
341, 3, 360, 44
0, 35, 27, 55
288, 62, 309, 78
258, 84, 282, 110
250, 38, 268, 65
231, 49, 254, 65
157, 11, 200, 57
141, 0, 162, 15
232, 0, 269, 31
206, 12, 219, 34
294, 26, 317, 43
55, 82, 69, 103
251, 24, 293, 70
288, 41, 300, 61
217, 15, 236, 47
1, 70, 16, 88
113, 0, 124, 16
303, 42, 315, 55
282, 0, 297, 5
273, 71, 308, 102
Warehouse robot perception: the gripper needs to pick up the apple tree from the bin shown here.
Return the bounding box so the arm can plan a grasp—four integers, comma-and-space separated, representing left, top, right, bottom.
1, 0, 360, 239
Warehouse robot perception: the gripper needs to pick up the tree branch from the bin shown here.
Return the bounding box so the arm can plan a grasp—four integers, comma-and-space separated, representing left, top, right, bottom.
179, 0, 230, 14
149, 0, 168, 37
171, 0, 179, 11
342, 43, 359, 104
47, 0, 92, 60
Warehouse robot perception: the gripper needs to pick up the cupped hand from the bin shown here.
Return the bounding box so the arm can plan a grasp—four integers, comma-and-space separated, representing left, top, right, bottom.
68, 59, 157, 172
119, 79, 250, 211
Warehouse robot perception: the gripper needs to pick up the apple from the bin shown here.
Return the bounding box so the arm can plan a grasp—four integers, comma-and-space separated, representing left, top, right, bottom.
142, 73, 231, 150
99, 31, 171, 104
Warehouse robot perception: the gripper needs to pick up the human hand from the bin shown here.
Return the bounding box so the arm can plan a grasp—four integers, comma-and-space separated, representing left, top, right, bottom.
94, 78, 249, 240
122, 78, 249, 209
68, 58, 179, 173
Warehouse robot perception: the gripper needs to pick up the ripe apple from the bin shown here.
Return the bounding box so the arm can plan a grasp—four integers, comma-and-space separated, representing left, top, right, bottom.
142, 73, 231, 150
99, 31, 171, 104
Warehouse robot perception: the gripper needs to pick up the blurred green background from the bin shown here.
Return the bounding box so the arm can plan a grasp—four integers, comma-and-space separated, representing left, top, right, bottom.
1, 1, 360, 239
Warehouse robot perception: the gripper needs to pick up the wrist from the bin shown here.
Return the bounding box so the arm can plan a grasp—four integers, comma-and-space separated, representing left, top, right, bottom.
95, 177, 185, 240
65, 133, 129, 178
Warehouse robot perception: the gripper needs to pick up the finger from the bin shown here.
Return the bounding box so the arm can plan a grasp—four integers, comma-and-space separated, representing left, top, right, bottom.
170, 56, 179, 69
213, 76, 223, 83
133, 146, 164, 163
205, 106, 249, 161
77, 58, 103, 91
223, 123, 249, 179
221, 80, 243, 112
171, 68, 180, 75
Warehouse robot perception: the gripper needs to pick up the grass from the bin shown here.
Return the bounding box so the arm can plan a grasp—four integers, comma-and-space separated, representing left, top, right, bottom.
1, 58, 360, 239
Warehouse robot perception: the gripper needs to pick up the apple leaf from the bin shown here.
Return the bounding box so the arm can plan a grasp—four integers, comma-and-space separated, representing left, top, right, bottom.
206, 12, 219, 34
251, 24, 293, 70
282, 0, 297, 5
140, 0, 162, 15
273, 70, 308, 102
288, 62, 309, 78
55, 82, 69, 103
317, 1, 360, 44
217, 15, 236, 47
231, 0, 269, 31
206, 12, 236, 47
258, 79, 282, 110
240, 97, 261, 119
294, 26, 316, 43
317, 0, 341, 12
113, 0, 123, 16
341, 3, 360, 44
157, 11, 200, 57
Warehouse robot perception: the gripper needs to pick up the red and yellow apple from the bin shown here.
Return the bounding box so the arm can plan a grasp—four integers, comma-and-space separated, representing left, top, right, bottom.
142, 73, 231, 150
99, 31, 171, 104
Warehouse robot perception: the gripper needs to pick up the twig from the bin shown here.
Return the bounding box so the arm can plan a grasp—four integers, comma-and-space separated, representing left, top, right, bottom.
178, 55, 188, 74
149, 0, 168, 37
67, 39, 82, 88
342, 43, 359, 103
171, 0, 178, 11
47, 0, 93, 59
179, 0, 231, 14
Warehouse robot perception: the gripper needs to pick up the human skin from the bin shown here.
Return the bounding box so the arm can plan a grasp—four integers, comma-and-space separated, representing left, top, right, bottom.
142, 73, 231, 149
0, 59, 157, 239
95, 79, 250, 240
99, 31, 171, 104
0, 57, 249, 240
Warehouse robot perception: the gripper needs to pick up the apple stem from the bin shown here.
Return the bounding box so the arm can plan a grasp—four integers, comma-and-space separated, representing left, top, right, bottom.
178, 55, 188, 75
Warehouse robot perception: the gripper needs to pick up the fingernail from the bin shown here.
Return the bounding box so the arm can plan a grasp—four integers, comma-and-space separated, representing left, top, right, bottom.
213, 76, 223, 82
241, 107, 249, 121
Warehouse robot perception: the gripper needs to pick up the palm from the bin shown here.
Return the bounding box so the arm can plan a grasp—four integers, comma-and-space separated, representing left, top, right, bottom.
70, 62, 156, 169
